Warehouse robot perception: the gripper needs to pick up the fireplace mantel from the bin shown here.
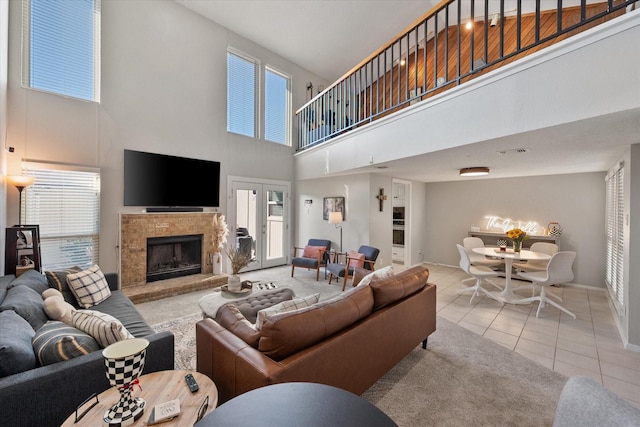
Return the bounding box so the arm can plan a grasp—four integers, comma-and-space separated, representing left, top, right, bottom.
119, 212, 216, 288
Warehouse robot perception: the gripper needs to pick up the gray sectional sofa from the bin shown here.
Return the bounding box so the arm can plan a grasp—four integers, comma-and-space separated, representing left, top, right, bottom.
0, 270, 174, 427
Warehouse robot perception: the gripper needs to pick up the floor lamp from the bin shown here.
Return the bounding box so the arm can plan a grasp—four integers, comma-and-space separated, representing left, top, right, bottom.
6, 175, 35, 226
328, 211, 343, 252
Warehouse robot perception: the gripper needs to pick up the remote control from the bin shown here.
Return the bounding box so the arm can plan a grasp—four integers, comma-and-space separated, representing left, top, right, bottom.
185, 374, 199, 392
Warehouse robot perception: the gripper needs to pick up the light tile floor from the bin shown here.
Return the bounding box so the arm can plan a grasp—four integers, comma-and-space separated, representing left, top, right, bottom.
426, 262, 640, 408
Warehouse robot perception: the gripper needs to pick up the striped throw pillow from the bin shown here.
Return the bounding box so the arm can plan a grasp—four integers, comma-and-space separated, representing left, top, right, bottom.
255, 293, 320, 330
45, 266, 82, 306
32, 321, 100, 366
72, 310, 134, 348
66, 265, 111, 308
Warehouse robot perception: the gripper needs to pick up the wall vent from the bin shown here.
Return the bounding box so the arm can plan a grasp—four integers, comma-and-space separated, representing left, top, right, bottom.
497, 148, 530, 155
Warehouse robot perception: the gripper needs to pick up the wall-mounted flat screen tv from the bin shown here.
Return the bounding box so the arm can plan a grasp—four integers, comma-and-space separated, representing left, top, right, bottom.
124, 149, 220, 208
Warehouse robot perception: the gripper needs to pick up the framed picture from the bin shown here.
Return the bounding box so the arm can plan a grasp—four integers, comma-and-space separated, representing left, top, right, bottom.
323, 197, 345, 221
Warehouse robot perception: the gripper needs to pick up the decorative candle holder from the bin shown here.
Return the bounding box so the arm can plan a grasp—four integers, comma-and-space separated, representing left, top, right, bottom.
102, 338, 150, 427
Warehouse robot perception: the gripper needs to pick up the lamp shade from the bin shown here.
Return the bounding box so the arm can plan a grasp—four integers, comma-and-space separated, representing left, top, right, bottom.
328, 211, 343, 224
6, 175, 35, 188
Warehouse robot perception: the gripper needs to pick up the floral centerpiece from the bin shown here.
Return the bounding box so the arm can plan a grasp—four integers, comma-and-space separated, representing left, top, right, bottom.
506, 228, 527, 253
226, 246, 251, 292
211, 214, 229, 275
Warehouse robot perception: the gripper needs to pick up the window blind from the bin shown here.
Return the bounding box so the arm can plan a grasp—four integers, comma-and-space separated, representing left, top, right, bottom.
605, 162, 624, 314
265, 67, 290, 145
22, 165, 101, 271
227, 50, 257, 137
22, 0, 101, 102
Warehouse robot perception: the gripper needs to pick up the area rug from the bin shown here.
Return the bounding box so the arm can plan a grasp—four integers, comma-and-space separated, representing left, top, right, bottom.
153, 313, 567, 426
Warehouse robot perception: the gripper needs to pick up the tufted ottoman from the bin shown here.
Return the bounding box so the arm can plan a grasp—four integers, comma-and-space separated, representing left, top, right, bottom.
199, 287, 295, 323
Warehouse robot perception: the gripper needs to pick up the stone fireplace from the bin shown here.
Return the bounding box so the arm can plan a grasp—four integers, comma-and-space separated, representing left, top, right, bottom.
120, 212, 216, 289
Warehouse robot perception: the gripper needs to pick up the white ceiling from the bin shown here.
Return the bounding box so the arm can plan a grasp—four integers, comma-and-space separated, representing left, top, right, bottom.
176, 0, 639, 182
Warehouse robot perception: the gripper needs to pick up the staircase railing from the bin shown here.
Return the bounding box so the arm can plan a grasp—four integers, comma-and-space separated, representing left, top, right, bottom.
295, 0, 635, 151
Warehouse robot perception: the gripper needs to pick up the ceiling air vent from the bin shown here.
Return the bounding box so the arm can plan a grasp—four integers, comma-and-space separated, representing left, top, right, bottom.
497, 148, 530, 155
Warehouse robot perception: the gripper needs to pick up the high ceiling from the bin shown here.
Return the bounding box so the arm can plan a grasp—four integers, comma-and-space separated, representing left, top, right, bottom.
176, 0, 639, 182
177, 0, 441, 82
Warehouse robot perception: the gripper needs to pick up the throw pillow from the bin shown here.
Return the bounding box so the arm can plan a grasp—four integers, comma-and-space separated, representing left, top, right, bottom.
8, 269, 49, 295
45, 266, 82, 306
66, 265, 111, 309
357, 265, 395, 287
0, 285, 49, 331
32, 321, 100, 366
42, 288, 63, 300
302, 245, 326, 259
43, 296, 76, 325
0, 310, 37, 377
72, 309, 134, 348
255, 293, 320, 330
348, 251, 365, 268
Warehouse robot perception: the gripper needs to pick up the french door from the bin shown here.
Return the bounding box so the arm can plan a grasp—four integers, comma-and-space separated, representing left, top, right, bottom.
229, 178, 289, 271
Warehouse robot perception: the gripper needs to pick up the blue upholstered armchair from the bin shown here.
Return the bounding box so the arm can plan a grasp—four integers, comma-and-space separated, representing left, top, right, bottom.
291, 239, 332, 281
327, 245, 380, 290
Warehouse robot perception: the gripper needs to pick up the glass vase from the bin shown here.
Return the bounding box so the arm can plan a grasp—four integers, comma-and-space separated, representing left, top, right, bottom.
513, 240, 522, 253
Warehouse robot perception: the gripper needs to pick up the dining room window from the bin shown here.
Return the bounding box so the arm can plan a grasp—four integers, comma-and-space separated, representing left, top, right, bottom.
605, 161, 624, 315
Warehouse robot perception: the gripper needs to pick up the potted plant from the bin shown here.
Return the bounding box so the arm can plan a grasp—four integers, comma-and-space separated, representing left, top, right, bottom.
211, 214, 229, 275
226, 246, 251, 292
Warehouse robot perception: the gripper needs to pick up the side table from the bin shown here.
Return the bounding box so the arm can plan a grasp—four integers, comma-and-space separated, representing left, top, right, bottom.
61, 370, 217, 426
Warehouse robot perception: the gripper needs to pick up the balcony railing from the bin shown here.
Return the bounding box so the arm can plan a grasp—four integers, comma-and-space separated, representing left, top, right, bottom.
296, 0, 634, 151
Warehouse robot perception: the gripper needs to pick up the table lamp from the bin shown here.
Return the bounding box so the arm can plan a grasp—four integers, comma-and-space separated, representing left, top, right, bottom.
328, 211, 343, 252
6, 175, 35, 226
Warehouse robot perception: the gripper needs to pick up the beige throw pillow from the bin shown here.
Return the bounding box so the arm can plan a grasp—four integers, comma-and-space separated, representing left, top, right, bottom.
357, 265, 395, 287
66, 265, 111, 308
72, 309, 134, 348
255, 293, 320, 330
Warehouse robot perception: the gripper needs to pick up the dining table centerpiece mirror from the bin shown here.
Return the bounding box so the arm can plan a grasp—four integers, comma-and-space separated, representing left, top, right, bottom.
211, 215, 229, 275
226, 246, 251, 292
506, 228, 527, 253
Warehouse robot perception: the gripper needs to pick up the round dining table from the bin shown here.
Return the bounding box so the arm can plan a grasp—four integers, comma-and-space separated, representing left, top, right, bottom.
472, 247, 551, 304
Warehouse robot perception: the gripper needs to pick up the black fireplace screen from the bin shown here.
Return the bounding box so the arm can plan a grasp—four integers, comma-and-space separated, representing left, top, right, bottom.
146, 234, 202, 282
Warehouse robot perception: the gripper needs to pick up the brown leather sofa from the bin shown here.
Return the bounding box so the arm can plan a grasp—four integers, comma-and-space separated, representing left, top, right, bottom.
196, 265, 436, 403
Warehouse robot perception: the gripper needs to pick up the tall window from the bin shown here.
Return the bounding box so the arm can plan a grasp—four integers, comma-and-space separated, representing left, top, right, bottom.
265, 67, 290, 144
22, 164, 101, 271
605, 162, 624, 314
227, 48, 291, 145
227, 50, 257, 138
22, 0, 101, 102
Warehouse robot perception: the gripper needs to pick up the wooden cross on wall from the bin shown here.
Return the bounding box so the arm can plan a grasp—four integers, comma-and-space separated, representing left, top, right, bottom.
377, 188, 387, 212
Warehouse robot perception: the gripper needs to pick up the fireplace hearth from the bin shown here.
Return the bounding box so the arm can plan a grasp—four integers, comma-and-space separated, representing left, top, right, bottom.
147, 234, 202, 282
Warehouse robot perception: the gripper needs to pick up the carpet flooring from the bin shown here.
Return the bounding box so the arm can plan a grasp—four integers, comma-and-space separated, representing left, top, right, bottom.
153, 311, 567, 426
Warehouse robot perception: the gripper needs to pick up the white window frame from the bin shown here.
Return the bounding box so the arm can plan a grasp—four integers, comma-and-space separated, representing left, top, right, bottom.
605, 161, 624, 315
21, 0, 101, 102
21, 161, 101, 271
227, 47, 260, 138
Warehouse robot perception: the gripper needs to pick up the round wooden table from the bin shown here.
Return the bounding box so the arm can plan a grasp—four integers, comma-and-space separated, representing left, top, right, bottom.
195, 382, 397, 426
61, 370, 217, 426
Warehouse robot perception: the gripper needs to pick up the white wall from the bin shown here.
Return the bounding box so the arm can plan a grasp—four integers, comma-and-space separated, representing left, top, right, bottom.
424, 172, 606, 288
0, 0, 8, 274
5, 0, 328, 273
295, 173, 427, 268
